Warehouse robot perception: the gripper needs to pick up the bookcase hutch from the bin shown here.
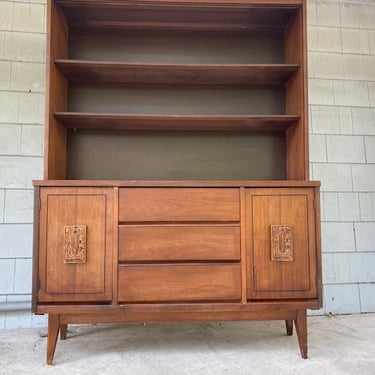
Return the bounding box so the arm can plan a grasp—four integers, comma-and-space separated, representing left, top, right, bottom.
32, 0, 322, 364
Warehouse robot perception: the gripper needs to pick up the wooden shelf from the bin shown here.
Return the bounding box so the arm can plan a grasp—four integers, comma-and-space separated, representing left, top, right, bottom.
56, 60, 299, 85
55, 1, 298, 31
54, 112, 300, 131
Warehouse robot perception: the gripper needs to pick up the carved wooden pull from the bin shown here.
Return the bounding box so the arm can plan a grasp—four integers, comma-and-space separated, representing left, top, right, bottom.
271, 225, 293, 261
64, 225, 87, 263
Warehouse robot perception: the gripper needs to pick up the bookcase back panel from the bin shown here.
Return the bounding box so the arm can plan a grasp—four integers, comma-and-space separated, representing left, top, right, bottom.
69, 30, 285, 64
68, 85, 285, 115
66, 131, 285, 180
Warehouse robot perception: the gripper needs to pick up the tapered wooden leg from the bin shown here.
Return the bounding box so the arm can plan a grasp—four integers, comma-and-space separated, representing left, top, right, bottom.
47, 314, 60, 365
60, 324, 68, 340
295, 309, 308, 359
285, 319, 293, 336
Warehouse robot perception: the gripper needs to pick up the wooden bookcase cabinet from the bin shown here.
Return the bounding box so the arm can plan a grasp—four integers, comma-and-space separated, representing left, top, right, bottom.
33, 0, 322, 365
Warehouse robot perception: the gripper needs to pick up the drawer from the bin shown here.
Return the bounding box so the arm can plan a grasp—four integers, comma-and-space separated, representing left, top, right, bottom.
118, 226, 240, 261
118, 188, 240, 222
118, 264, 241, 302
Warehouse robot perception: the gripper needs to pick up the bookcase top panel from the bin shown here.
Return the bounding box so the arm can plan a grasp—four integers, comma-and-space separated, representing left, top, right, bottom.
55, 0, 302, 31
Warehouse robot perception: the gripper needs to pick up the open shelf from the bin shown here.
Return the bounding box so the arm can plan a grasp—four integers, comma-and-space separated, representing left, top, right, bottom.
55, 1, 298, 31
56, 60, 299, 85
54, 112, 300, 131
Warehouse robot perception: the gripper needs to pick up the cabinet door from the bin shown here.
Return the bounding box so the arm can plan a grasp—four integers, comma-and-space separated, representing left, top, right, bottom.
246, 188, 318, 299
37, 187, 114, 302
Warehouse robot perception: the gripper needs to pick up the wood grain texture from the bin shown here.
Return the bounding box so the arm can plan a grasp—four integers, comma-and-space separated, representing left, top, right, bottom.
54, 113, 299, 131
44, 0, 68, 179
38, 187, 114, 302
246, 188, 317, 299
119, 188, 240, 222
118, 264, 242, 302
119, 225, 240, 261
56, 60, 298, 84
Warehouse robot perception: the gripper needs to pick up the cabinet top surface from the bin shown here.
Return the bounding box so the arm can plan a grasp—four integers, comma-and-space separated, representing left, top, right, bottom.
33, 180, 320, 187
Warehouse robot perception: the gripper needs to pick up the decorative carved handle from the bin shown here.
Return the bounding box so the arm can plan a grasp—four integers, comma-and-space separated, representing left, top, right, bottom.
271, 225, 293, 261
64, 225, 87, 264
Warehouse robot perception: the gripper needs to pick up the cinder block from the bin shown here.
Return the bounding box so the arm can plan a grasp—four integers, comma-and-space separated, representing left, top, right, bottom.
18, 92, 45, 124
322, 222, 355, 252
340, 1, 375, 29
6, 294, 31, 303
3, 31, 45, 62
316, 0, 340, 27
0, 224, 33, 258
0, 2, 13, 31
323, 284, 361, 315
326, 135, 366, 163
0, 259, 15, 294
352, 164, 375, 191
337, 193, 361, 222
359, 284, 375, 313
4, 189, 33, 224
341, 28, 370, 54
0, 92, 21, 123
307, 26, 341, 53
0, 156, 43, 188
323, 192, 339, 221
363, 56, 375, 82
343, 55, 365, 81
369, 83, 375, 107
14, 258, 32, 294
365, 136, 375, 163
323, 252, 375, 284
12, 3, 45, 33
309, 52, 344, 79
355, 222, 375, 252
0, 124, 21, 155
0, 190, 4, 223
359, 193, 374, 221
10, 62, 45, 93
352, 108, 375, 135
333, 80, 369, 107
21, 125, 44, 156
306, 0, 317, 26
369, 31, 375, 54
32, 313, 47, 328
338, 107, 353, 135
5, 311, 32, 329
308, 79, 334, 106
313, 163, 353, 191
309, 134, 327, 162
0, 61, 11, 90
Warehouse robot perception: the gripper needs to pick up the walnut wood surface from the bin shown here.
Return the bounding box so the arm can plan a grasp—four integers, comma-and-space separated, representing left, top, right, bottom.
246, 188, 317, 300
38, 187, 114, 302
118, 264, 242, 302
54, 112, 300, 131
119, 188, 240, 222
56, 60, 299, 85
119, 225, 240, 261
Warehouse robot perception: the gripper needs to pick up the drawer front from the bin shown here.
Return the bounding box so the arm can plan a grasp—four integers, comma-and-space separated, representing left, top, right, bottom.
119, 188, 240, 222
118, 264, 241, 302
119, 226, 240, 261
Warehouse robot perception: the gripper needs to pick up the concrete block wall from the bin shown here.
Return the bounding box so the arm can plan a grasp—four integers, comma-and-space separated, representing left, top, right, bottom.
0, 0, 374, 328
308, 0, 375, 315
0, 0, 46, 328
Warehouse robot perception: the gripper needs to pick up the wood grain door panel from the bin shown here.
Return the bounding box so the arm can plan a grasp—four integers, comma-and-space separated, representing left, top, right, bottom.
118, 225, 240, 261
246, 188, 317, 299
38, 187, 113, 302
119, 188, 240, 222
118, 264, 241, 302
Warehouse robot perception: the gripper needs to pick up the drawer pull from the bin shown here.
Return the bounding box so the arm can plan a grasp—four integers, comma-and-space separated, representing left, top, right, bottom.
271, 225, 293, 262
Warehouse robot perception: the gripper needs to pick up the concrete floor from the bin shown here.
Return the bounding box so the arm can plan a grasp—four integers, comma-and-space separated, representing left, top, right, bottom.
0, 314, 374, 374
